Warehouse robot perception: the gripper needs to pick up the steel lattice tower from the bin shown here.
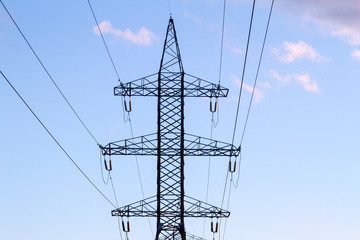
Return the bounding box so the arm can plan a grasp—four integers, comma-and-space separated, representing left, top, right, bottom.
101, 17, 240, 240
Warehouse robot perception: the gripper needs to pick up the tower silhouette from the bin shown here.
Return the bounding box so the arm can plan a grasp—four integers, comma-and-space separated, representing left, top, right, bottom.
101, 17, 240, 240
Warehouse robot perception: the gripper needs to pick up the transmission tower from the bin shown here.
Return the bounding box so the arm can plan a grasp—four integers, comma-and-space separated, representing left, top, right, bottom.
101, 17, 240, 240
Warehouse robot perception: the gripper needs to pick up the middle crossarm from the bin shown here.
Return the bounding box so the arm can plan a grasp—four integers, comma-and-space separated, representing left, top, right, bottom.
101, 133, 240, 157
111, 195, 230, 218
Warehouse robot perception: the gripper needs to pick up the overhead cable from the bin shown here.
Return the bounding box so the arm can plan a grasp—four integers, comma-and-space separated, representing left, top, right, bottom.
221, 0, 275, 239
218, 0, 227, 86
87, 1, 152, 236
100, 149, 111, 185
1, 71, 116, 209
87, 0, 121, 82
204, 2, 228, 235
202, 115, 216, 237
129, 117, 155, 238
221, 0, 256, 210
109, 173, 125, 240
218, 0, 257, 239
0, 0, 100, 146
86, 0, 128, 123
233, 0, 274, 188
230, 0, 256, 150
240, 0, 274, 146
167, 0, 172, 16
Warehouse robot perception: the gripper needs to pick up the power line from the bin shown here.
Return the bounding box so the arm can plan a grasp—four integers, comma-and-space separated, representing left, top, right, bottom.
167, 0, 172, 16
221, 177, 233, 240
1, 71, 116, 209
87, 0, 121, 82
1, 3, 129, 237
240, 0, 274, 146
218, 162, 230, 240
204, 1, 228, 233
86, 0, 128, 123
116, 217, 124, 240
230, 0, 256, 149
219, 0, 256, 208
128, 116, 155, 238
220, 0, 275, 238
86, 1, 152, 237
218, 0, 256, 239
109, 173, 124, 240
100, 149, 111, 185
233, 0, 274, 188
0, 0, 100, 146
218, 0, 227, 86
202, 115, 215, 237
109, 173, 120, 209
220, 0, 256, 210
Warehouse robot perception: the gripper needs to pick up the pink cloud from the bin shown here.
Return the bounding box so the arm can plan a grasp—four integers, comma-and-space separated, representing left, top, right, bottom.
269, 69, 291, 83
184, 11, 203, 26
232, 47, 243, 55
294, 73, 321, 93
351, 49, 360, 61
331, 27, 360, 46
243, 82, 264, 103
93, 21, 158, 46
267, 70, 322, 94
232, 75, 273, 103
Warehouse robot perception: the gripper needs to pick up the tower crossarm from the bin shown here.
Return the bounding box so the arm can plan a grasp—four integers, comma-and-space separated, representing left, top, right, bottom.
112, 196, 158, 217
101, 133, 157, 156
112, 195, 230, 219
101, 133, 240, 157
183, 195, 230, 218
184, 133, 240, 157
114, 73, 228, 98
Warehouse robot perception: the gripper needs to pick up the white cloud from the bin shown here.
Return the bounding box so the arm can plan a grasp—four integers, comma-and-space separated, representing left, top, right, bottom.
269, 69, 290, 83
274, 41, 327, 63
294, 73, 321, 94
351, 49, 360, 61
93, 21, 158, 46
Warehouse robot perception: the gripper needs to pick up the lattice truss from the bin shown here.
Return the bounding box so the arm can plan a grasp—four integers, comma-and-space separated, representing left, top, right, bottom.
102, 17, 240, 240
101, 133, 239, 156
112, 195, 230, 218
114, 73, 228, 98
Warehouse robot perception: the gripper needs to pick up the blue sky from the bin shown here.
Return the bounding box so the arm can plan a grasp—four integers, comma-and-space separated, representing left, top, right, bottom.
0, 0, 359, 239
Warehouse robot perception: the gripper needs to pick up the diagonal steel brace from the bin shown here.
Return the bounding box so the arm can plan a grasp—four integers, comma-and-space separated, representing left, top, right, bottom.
112, 195, 230, 219
101, 133, 240, 157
